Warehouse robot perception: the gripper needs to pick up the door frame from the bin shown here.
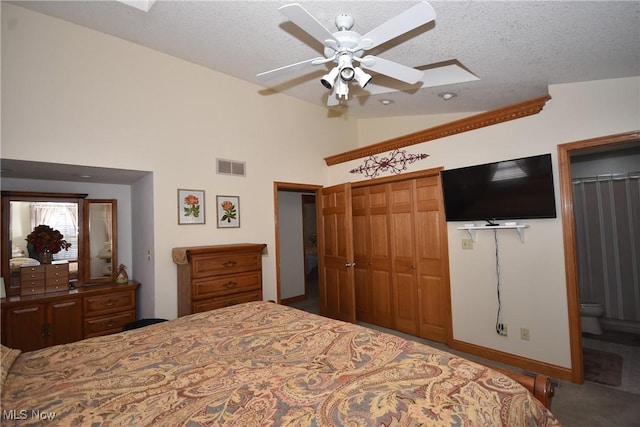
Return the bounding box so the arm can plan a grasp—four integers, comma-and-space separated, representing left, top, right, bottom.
558, 130, 640, 383
273, 182, 322, 304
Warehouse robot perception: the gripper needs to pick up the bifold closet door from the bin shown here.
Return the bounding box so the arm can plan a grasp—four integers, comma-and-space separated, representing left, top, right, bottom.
319, 183, 356, 324
414, 176, 451, 343
389, 180, 419, 335
352, 185, 393, 328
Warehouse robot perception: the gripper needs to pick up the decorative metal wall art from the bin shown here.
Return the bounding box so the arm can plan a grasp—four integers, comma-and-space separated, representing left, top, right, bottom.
350, 149, 429, 179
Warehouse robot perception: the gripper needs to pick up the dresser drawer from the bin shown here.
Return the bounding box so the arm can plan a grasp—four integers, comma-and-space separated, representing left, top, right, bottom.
193, 272, 261, 299
45, 264, 69, 280
192, 290, 262, 313
84, 310, 135, 338
20, 266, 45, 281
20, 285, 46, 296
191, 253, 261, 278
46, 282, 68, 293
83, 290, 135, 317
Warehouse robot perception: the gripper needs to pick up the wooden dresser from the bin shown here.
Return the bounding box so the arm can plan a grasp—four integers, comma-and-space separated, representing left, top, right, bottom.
173, 243, 266, 317
1, 282, 139, 352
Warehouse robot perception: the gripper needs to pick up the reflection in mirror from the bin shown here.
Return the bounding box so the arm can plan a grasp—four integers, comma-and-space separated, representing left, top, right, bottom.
85, 200, 117, 283
1, 192, 85, 296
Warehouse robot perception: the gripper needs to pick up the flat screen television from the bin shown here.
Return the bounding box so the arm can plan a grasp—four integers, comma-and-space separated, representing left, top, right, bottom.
440, 153, 557, 223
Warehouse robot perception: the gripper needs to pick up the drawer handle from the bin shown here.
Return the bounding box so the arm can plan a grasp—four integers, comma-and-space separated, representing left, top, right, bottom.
223, 281, 238, 289
102, 299, 115, 307
222, 260, 237, 268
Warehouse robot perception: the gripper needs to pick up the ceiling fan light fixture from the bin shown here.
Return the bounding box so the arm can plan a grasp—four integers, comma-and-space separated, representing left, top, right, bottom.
354, 67, 372, 88
335, 79, 349, 99
338, 54, 355, 82
320, 67, 340, 89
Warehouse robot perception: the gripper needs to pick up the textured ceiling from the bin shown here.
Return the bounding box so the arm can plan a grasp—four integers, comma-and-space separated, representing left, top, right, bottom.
7, 0, 640, 119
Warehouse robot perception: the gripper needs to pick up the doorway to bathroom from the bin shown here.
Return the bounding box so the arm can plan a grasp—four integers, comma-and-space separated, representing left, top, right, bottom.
559, 130, 640, 389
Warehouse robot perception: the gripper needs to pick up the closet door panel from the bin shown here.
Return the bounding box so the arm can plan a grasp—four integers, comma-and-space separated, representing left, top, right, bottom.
352, 188, 371, 321
390, 181, 418, 334
393, 271, 418, 334
319, 184, 355, 323
414, 177, 451, 342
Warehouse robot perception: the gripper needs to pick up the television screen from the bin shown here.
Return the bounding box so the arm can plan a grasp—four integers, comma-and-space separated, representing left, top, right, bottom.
440, 153, 557, 222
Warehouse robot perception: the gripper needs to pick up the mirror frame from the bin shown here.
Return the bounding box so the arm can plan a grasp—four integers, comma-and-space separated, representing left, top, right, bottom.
83, 199, 118, 283
1, 191, 87, 297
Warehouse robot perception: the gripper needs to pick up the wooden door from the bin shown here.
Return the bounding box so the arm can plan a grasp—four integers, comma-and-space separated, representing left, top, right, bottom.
414, 176, 451, 343
389, 180, 419, 335
318, 183, 355, 323
49, 298, 83, 346
352, 185, 393, 328
3, 303, 47, 351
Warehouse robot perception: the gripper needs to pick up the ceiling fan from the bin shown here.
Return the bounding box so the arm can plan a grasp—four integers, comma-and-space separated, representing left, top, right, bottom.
257, 1, 478, 107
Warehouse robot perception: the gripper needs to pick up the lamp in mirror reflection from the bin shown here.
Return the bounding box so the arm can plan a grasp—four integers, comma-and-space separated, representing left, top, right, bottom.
97, 241, 112, 276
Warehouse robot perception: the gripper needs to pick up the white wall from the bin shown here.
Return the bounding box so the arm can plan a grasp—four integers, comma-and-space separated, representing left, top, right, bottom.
277, 191, 305, 300
1, 4, 358, 319
328, 76, 640, 369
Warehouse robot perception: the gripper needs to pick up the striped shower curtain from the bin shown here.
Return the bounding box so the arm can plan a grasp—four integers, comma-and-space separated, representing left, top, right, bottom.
573, 172, 640, 322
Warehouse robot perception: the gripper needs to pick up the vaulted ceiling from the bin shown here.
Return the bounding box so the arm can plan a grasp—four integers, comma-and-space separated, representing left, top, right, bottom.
8, 1, 640, 119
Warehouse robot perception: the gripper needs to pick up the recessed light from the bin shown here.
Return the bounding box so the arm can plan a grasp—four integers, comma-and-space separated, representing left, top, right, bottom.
379, 99, 394, 105
439, 92, 457, 101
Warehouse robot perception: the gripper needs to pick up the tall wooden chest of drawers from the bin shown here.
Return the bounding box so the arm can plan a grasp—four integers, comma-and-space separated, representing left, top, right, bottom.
173, 243, 266, 317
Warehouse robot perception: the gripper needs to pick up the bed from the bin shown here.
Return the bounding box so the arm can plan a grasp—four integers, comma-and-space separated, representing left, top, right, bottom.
1, 301, 560, 426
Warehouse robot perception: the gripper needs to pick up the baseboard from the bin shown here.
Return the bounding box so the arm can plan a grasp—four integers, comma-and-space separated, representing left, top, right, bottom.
601, 318, 640, 334
281, 294, 306, 305
449, 339, 574, 382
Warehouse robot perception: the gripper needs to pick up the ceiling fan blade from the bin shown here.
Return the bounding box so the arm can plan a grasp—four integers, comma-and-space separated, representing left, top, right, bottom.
356, 62, 480, 96
279, 3, 339, 49
419, 63, 480, 87
359, 55, 424, 84
257, 57, 325, 81
358, 1, 436, 50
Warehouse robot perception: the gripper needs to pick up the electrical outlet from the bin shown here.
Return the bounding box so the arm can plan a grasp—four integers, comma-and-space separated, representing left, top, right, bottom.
462, 239, 474, 250
496, 323, 508, 336
520, 328, 530, 341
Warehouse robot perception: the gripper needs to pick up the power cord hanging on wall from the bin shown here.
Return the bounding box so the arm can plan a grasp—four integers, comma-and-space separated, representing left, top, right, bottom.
494, 229, 507, 335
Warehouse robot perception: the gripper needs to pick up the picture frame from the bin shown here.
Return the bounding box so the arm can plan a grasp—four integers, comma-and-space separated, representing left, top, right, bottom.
216, 195, 240, 228
177, 189, 205, 225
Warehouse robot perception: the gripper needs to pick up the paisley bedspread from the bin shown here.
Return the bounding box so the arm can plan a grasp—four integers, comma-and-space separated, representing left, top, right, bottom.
1, 301, 560, 426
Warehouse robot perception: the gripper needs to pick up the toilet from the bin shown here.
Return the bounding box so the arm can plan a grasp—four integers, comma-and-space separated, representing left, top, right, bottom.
580, 301, 605, 335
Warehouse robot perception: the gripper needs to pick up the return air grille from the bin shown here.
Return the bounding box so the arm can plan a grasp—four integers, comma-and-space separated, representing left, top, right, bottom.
216, 159, 246, 177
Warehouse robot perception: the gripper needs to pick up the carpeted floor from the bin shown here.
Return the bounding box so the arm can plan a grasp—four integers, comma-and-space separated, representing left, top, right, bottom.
583, 347, 623, 386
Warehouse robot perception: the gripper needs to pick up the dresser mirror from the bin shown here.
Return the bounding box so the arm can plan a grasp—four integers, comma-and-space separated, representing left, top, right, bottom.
1, 191, 118, 297
84, 200, 117, 283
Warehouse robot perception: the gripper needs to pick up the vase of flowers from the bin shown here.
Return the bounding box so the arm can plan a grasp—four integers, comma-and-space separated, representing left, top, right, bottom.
25, 224, 72, 264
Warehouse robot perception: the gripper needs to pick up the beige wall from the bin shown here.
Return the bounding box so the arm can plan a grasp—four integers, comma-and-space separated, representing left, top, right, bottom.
1, 4, 358, 317
3, 4, 640, 370
328, 76, 640, 368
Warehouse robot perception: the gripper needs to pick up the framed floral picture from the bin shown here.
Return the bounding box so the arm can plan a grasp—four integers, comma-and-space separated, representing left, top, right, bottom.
178, 189, 205, 225
216, 195, 240, 228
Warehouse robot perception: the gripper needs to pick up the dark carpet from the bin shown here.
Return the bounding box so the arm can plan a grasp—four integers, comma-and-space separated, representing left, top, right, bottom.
583, 348, 623, 387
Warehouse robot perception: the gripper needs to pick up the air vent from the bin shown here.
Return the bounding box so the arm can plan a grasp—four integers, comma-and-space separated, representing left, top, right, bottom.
216, 158, 246, 177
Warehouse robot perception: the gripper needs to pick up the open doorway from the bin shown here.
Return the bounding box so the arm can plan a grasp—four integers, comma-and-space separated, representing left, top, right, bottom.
273, 182, 321, 310
558, 130, 640, 384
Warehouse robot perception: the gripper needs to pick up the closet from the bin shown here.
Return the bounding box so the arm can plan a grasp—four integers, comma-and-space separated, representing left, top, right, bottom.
321, 169, 451, 344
